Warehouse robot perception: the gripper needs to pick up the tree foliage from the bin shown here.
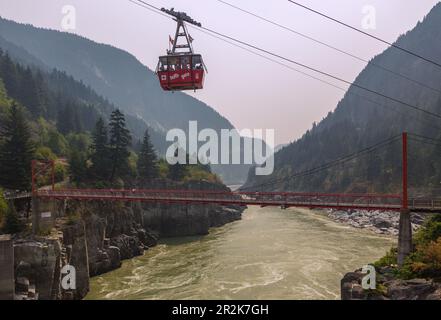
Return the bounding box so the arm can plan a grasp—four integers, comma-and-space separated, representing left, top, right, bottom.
109, 109, 131, 182
137, 129, 159, 183
3, 201, 24, 234
89, 117, 110, 180
0, 103, 34, 190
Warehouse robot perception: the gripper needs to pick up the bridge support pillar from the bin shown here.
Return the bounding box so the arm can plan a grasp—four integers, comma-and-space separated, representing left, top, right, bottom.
32, 195, 40, 235
397, 209, 412, 267
0, 234, 14, 300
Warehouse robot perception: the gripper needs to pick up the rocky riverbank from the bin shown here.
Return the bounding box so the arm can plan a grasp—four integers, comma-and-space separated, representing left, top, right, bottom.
324, 209, 426, 236
341, 267, 441, 300
11, 183, 244, 300
338, 209, 441, 300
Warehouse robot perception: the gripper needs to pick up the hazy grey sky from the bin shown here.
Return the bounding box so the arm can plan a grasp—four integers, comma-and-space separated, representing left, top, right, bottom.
0, 0, 439, 145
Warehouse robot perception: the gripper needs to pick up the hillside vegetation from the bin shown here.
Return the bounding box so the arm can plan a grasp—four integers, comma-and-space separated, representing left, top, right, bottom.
0, 49, 220, 196
244, 3, 441, 195
0, 17, 258, 184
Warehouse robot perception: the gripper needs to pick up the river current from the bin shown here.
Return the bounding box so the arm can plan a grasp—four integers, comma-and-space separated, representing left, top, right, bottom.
86, 206, 393, 300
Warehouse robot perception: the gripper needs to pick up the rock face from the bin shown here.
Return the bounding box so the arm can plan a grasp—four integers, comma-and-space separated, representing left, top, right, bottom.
341, 267, 441, 300
386, 279, 438, 300
13, 238, 63, 300
140, 203, 242, 237
62, 221, 90, 299
10, 192, 244, 300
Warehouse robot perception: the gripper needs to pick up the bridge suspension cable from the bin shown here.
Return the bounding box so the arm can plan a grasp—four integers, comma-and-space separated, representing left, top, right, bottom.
240, 134, 401, 191
129, 0, 441, 122
215, 0, 441, 96
287, 0, 441, 70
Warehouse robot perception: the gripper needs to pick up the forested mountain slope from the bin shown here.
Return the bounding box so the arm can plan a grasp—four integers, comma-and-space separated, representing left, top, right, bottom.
0, 50, 222, 191
0, 45, 165, 151
244, 3, 441, 195
0, 17, 258, 184
0, 17, 233, 134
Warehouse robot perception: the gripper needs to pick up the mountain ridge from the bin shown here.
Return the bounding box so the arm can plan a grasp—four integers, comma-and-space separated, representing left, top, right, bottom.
0, 16, 234, 133
244, 2, 441, 194
0, 16, 259, 184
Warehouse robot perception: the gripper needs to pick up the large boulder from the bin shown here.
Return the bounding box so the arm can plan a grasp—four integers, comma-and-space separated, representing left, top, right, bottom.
386, 279, 437, 300
373, 218, 392, 229
341, 268, 441, 300
110, 234, 143, 260
341, 272, 366, 300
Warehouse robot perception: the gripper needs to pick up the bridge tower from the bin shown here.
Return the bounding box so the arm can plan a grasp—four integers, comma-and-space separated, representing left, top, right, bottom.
31, 160, 56, 235
398, 132, 412, 267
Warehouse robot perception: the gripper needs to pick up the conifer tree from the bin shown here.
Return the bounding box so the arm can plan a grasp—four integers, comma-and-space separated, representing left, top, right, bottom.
0, 103, 35, 190
68, 149, 88, 185
21, 67, 42, 116
137, 129, 159, 183
0, 53, 19, 99
168, 148, 188, 181
3, 201, 24, 234
108, 109, 131, 181
90, 117, 110, 180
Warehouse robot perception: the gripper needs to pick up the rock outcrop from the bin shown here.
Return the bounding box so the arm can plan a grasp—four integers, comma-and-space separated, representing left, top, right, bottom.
326, 209, 426, 236
140, 203, 242, 237
341, 267, 441, 300
13, 237, 64, 300
10, 189, 244, 300
62, 220, 90, 298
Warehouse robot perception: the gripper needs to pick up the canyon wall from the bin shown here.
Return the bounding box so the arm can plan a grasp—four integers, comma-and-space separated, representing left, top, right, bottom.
12, 198, 244, 300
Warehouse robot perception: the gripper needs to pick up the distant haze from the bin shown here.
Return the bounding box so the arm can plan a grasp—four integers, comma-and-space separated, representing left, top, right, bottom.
0, 0, 439, 145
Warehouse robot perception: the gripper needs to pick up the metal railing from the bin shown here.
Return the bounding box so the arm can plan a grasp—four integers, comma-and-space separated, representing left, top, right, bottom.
36, 189, 404, 211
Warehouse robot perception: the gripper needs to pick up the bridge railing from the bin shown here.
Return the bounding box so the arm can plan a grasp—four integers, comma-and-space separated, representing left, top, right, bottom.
3, 190, 31, 200
36, 189, 402, 210
238, 192, 401, 209
409, 198, 441, 210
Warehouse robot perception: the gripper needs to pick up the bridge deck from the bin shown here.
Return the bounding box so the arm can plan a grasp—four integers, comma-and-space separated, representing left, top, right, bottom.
4, 189, 438, 212
34, 189, 405, 211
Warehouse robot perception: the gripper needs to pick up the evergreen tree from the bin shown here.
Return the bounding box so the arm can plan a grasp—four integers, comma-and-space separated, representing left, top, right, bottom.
20, 67, 42, 116
109, 109, 131, 182
137, 129, 159, 183
34, 70, 48, 116
0, 53, 19, 99
73, 108, 83, 133
68, 149, 87, 185
168, 149, 188, 181
57, 102, 75, 134
3, 201, 24, 234
90, 117, 110, 180
0, 103, 35, 190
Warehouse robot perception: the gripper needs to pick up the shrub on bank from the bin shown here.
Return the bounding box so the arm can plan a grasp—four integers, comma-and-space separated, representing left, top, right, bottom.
2, 201, 24, 234
375, 216, 441, 279
374, 248, 397, 268
414, 215, 441, 246
402, 238, 441, 279
0, 188, 8, 229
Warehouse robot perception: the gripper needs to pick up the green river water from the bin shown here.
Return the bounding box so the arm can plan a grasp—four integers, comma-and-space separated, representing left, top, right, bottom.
86, 206, 394, 300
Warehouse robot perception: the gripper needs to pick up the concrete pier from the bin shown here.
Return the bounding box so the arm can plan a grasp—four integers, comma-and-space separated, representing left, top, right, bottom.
32, 196, 40, 235
0, 234, 14, 300
398, 209, 412, 267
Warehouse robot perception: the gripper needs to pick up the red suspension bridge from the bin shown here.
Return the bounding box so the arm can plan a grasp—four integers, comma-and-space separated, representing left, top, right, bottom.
33, 188, 441, 213
20, 132, 441, 213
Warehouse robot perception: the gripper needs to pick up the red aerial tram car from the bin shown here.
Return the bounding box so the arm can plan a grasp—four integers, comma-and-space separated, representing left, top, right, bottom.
156, 8, 207, 92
